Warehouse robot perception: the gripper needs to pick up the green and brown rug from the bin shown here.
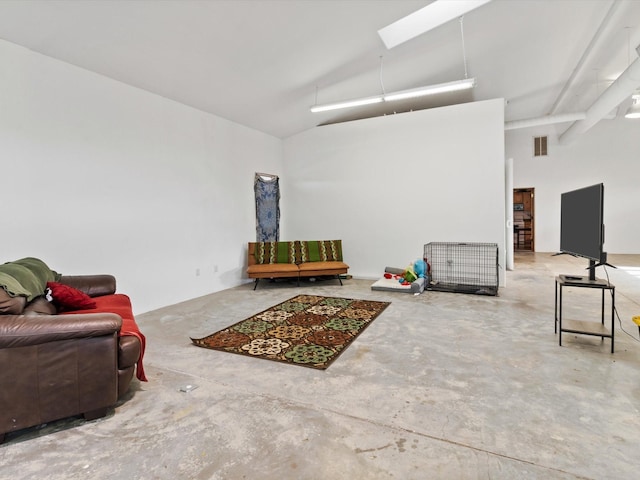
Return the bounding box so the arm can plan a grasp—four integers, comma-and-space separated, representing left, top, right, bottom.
191, 295, 390, 369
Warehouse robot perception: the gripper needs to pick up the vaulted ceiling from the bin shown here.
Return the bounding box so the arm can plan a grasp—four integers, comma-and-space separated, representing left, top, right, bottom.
1, 0, 639, 139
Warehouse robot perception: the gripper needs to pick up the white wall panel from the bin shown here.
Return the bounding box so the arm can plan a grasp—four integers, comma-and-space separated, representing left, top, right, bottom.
506, 119, 640, 255
0, 40, 282, 313
283, 100, 506, 284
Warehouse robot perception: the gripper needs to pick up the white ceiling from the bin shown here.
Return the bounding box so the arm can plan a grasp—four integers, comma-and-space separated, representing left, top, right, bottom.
1, 0, 639, 139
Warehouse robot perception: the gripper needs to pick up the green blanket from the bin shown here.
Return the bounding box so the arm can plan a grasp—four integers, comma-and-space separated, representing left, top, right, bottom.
0, 257, 61, 301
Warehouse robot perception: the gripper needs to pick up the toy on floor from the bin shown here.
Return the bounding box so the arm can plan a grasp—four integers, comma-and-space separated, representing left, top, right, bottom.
398, 259, 429, 285
372, 259, 431, 294
414, 259, 428, 278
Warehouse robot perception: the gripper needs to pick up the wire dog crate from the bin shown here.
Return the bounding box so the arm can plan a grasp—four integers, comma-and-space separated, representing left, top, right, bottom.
424, 242, 499, 296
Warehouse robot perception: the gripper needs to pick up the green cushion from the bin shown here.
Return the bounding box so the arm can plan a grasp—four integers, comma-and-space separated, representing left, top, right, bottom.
299, 240, 343, 262
254, 242, 296, 264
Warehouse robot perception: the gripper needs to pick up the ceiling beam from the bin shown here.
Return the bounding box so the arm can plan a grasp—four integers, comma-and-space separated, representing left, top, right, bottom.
548, 1, 623, 115
504, 113, 586, 131
560, 53, 640, 144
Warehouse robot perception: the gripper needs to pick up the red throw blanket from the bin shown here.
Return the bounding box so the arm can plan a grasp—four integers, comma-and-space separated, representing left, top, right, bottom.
63, 294, 147, 382
119, 312, 147, 382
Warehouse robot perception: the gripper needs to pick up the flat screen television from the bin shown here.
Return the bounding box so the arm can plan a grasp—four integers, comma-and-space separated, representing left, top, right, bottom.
560, 183, 606, 280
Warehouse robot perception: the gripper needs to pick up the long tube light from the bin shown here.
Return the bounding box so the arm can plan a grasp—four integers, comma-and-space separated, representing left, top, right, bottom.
310, 78, 476, 113
310, 95, 384, 113
384, 78, 476, 101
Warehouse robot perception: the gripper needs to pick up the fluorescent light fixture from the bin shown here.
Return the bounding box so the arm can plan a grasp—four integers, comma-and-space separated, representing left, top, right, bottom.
378, 0, 492, 49
310, 95, 383, 113
310, 78, 476, 113
624, 94, 640, 119
384, 78, 476, 101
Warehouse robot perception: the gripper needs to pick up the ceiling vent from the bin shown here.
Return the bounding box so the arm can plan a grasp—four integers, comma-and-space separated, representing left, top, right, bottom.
533, 136, 548, 157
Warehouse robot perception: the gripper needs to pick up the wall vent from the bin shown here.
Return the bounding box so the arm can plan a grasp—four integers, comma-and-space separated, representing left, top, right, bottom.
533, 136, 548, 156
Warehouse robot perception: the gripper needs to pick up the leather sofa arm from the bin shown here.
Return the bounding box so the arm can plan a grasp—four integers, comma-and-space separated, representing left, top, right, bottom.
58, 275, 117, 297
0, 313, 122, 349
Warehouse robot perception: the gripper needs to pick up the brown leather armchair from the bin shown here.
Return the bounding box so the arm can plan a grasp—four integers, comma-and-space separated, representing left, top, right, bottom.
0, 275, 142, 443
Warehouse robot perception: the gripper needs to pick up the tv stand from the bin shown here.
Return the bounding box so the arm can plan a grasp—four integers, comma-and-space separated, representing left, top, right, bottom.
554, 276, 615, 353
588, 258, 617, 281
551, 253, 616, 281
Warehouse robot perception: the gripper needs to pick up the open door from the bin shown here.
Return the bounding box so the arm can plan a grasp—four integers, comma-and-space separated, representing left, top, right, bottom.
513, 188, 535, 251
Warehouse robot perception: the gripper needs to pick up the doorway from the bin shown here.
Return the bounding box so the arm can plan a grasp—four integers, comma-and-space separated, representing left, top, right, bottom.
513, 188, 534, 251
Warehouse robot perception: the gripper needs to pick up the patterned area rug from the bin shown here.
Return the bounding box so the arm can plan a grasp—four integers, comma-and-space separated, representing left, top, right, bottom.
191, 295, 391, 369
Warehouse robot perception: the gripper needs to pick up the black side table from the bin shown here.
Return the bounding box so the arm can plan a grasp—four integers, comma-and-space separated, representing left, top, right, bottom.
555, 275, 615, 353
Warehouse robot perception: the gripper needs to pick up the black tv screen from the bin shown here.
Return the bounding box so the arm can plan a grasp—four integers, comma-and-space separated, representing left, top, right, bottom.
560, 183, 604, 262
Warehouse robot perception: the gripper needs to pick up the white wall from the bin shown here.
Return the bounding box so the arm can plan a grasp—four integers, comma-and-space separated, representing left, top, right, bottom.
283, 100, 506, 284
16, 25, 632, 311
506, 118, 640, 254
0, 40, 283, 313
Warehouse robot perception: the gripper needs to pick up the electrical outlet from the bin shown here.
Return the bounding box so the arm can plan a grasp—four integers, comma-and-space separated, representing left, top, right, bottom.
214, 265, 219, 273
196, 268, 200, 276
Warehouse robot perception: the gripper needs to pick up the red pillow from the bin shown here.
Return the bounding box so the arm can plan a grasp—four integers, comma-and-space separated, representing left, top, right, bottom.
47, 281, 97, 311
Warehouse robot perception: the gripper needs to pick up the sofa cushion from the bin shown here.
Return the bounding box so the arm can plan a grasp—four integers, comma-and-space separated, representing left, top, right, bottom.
247, 262, 300, 278
298, 261, 349, 275
47, 282, 97, 312
254, 241, 296, 264
299, 240, 343, 262
118, 335, 142, 370
22, 296, 57, 315
0, 288, 26, 315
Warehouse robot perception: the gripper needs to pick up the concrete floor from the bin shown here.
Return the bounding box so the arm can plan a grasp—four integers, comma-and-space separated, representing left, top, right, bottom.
2, 252, 640, 479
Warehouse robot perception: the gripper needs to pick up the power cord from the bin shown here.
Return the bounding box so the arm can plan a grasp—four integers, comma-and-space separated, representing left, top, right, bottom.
603, 265, 640, 343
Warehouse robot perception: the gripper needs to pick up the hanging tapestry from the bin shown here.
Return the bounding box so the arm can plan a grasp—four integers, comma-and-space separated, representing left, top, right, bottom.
254, 173, 280, 242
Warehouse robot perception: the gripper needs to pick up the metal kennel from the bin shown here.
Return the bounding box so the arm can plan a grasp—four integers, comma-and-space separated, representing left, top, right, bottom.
423, 242, 499, 296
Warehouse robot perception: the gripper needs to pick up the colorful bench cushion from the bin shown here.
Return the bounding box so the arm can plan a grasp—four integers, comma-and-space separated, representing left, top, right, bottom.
299, 240, 343, 262
253, 241, 297, 264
